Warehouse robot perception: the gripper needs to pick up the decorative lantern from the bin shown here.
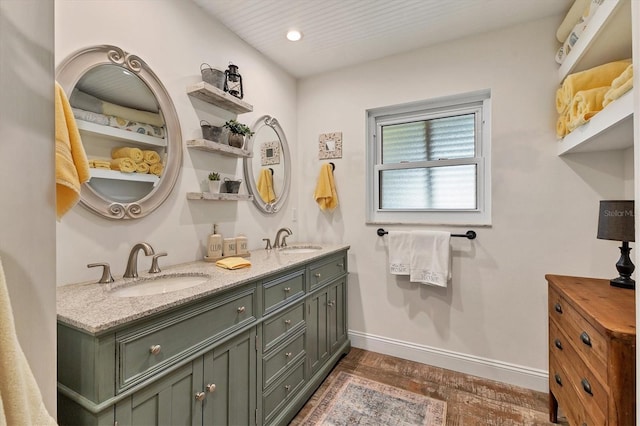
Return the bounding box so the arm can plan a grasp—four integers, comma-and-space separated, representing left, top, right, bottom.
224, 63, 243, 99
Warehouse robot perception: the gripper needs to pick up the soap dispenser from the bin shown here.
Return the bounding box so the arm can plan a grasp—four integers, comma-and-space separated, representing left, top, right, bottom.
207, 224, 223, 259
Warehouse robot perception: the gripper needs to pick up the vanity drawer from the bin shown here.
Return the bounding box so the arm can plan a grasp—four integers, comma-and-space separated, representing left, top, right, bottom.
263, 301, 305, 352
116, 286, 255, 391
263, 330, 305, 389
309, 253, 347, 291
263, 269, 305, 315
263, 359, 306, 425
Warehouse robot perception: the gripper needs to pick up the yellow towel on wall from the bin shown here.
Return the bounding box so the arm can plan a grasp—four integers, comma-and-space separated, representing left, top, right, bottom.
215, 257, 252, 270
0, 258, 57, 425
568, 86, 609, 130
257, 168, 276, 203
110, 157, 137, 173
55, 81, 90, 220
314, 163, 338, 211
112, 146, 144, 163
143, 150, 161, 165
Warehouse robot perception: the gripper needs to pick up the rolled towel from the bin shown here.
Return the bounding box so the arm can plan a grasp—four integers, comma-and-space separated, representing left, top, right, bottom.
149, 163, 164, 176
136, 162, 150, 174
110, 157, 137, 173
603, 78, 633, 107
556, 87, 568, 114
568, 86, 609, 130
559, 59, 631, 111
556, 112, 570, 139
112, 146, 144, 163
143, 150, 161, 165
610, 64, 633, 89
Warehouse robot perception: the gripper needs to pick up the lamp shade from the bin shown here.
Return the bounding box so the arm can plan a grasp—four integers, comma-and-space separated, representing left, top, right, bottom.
597, 200, 635, 242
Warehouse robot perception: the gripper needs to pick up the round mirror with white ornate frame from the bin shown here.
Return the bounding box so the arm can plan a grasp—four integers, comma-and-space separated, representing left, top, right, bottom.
243, 115, 291, 214
56, 45, 182, 220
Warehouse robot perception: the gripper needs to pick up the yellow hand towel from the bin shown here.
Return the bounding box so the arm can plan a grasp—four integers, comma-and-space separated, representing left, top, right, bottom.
55, 81, 90, 220
136, 162, 150, 174
215, 257, 252, 270
110, 157, 137, 173
314, 163, 338, 211
611, 64, 633, 89
0, 258, 57, 425
568, 86, 609, 130
143, 149, 161, 165
149, 163, 164, 176
603, 78, 633, 107
559, 59, 631, 110
112, 146, 144, 163
257, 168, 276, 203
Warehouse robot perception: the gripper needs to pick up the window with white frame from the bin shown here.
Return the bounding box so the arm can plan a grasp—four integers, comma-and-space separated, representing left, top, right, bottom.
366, 90, 491, 225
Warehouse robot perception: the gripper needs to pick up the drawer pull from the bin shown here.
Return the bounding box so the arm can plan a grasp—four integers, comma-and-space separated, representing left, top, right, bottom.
149, 345, 161, 355
337, 263, 344, 268
581, 378, 593, 396
284, 385, 291, 391
206, 383, 216, 393
554, 374, 562, 386
284, 287, 291, 292
554, 339, 563, 350
314, 273, 321, 278
285, 352, 292, 358
580, 331, 592, 347
554, 303, 562, 314
195, 391, 206, 401
237, 306, 246, 314
284, 319, 291, 325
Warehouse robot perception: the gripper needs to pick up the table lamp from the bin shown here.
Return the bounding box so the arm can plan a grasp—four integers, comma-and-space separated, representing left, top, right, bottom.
597, 200, 635, 289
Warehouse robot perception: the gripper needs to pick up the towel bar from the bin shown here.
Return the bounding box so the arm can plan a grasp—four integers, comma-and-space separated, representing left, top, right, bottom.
376, 228, 476, 240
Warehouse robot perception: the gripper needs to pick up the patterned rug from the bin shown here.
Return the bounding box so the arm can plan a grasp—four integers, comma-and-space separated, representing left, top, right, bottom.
300, 372, 447, 425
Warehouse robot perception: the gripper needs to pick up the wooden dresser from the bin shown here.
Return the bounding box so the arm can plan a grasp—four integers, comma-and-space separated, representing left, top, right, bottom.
547, 274, 636, 425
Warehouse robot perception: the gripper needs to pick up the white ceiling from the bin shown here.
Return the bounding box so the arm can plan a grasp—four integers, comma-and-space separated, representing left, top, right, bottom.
192, 0, 570, 78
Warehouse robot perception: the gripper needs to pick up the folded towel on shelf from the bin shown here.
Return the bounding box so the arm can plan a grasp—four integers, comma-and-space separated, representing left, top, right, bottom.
0, 258, 57, 425
610, 64, 633, 89
108, 115, 165, 139
555, 88, 568, 114
136, 162, 150, 174
215, 257, 252, 270
556, 112, 570, 139
409, 231, 451, 287
556, 0, 590, 42
149, 163, 164, 176
388, 231, 411, 275
143, 150, 161, 165
89, 159, 111, 169
314, 163, 338, 211
102, 101, 164, 127
568, 86, 609, 130
55, 81, 91, 220
72, 107, 110, 126
110, 157, 137, 173
603, 64, 634, 107
257, 168, 276, 204
112, 146, 144, 163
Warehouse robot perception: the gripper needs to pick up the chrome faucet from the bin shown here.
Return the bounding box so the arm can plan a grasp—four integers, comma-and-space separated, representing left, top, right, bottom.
123, 242, 155, 278
273, 227, 293, 249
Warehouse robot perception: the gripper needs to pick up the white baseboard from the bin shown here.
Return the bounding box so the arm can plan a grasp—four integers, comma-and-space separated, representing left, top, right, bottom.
348, 330, 548, 392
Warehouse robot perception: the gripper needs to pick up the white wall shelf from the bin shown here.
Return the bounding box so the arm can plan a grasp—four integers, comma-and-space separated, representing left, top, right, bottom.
558, 91, 633, 155
186, 82, 253, 114
77, 120, 167, 148
558, 0, 632, 81
186, 192, 253, 201
186, 139, 251, 158
89, 168, 160, 184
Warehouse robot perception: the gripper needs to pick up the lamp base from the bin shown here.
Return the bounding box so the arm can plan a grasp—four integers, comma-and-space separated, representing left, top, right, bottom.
610, 276, 635, 290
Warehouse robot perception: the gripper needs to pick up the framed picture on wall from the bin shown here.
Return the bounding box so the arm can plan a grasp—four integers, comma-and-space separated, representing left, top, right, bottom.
261, 140, 280, 165
319, 132, 342, 159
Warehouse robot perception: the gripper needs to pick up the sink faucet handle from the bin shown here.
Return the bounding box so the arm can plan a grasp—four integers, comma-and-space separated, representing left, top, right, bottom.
281, 235, 290, 247
87, 263, 115, 284
149, 252, 168, 274
262, 238, 272, 250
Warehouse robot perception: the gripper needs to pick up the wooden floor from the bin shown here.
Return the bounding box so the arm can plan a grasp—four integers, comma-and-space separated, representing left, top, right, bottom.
290, 348, 568, 425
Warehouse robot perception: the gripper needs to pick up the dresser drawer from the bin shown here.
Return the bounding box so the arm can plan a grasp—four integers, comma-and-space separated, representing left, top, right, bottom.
263, 359, 305, 424
263, 330, 305, 389
309, 253, 347, 291
263, 301, 305, 352
116, 287, 255, 391
548, 287, 607, 375
263, 269, 305, 315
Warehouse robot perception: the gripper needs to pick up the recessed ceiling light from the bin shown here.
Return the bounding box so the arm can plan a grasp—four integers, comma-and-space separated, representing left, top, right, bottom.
286, 30, 302, 42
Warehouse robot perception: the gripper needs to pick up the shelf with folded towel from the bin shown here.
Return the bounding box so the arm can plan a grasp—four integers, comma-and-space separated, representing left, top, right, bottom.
76, 119, 167, 148
186, 82, 253, 114
558, 0, 632, 81
89, 168, 160, 184
186, 138, 251, 158
557, 90, 633, 155
376, 228, 477, 239
186, 192, 254, 201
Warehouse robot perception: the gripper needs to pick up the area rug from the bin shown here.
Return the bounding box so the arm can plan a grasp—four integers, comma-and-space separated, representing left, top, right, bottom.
300, 372, 446, 425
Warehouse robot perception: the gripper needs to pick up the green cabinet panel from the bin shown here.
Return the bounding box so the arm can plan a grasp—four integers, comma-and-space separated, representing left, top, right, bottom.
263, 269, 305, 315
306, 290, 329, 375
309, 253, 346, 292
328, 278, 347, 355
262, 301, 305, 351
263, 359, 305, 425
263, 329, 306, 389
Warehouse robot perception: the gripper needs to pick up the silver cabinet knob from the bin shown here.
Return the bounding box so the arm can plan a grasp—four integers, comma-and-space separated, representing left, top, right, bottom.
284, 287, 291, 292
285, 352, 292, 358
284, 319, 291, 325
195, 392, 206, 401
284, 385, 291, 391
206, 383, 216, 393
237, 306, 246, 313
149, 345, 161, 355
327, 300, 335, 307
314, 273, 321, 278
337, 263, 344, 268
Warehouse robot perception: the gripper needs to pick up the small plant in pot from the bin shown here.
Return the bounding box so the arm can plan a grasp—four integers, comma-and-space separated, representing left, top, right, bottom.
224, 119, 254, 149
208, 171, 221, 193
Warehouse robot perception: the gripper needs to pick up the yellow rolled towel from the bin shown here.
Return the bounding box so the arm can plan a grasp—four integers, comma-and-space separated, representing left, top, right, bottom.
149, 163, 164, 176
112, 146, 144, 163
556, 112, 570, 139
215, 257, 251, 270
611, 64, 633, 89
555, 87, 567, 114
110, 157, 137, 173
136, 162, 150, 174
603, 78, 633, 107
559, 59, 631, 111
567, 86, 609, 131
143, 150, 161, 165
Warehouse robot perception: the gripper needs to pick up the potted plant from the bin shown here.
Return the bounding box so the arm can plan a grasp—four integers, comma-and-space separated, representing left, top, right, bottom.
208, 171, 221, 193
224, 119, 254, 149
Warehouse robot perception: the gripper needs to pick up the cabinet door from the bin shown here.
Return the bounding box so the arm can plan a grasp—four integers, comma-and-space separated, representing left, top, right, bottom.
328, 278, 347, 355
203, 329, 257, 426
306, 288, 329, 376
114, 362, 200, 426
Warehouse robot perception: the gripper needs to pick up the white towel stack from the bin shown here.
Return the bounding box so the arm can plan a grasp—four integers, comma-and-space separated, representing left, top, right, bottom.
388, 230, 451, 287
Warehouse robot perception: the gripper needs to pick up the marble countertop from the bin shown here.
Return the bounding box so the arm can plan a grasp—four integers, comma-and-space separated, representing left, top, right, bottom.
57, 244, 349, 335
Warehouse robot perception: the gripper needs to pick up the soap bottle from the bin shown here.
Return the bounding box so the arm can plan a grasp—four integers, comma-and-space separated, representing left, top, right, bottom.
207, 224, 223, 259
236, 234, 248, 255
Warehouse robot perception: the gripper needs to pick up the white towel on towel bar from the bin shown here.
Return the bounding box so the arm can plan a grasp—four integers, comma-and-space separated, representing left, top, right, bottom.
409, 230, 451, 287
388, 231, 411, 275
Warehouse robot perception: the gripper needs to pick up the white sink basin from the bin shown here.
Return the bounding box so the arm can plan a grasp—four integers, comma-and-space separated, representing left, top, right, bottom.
279, 245, 322, 254
111, 273, 210, 297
